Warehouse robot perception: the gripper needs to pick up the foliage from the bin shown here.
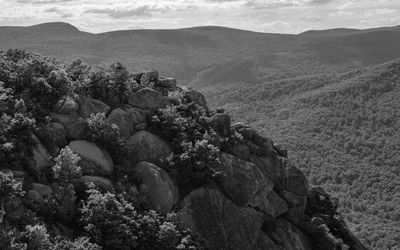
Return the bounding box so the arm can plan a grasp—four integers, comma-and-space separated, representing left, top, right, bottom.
80, 188, 202, 250
151, 92, 222, 193
53, 146, 82, 185
85, 112, 128, 164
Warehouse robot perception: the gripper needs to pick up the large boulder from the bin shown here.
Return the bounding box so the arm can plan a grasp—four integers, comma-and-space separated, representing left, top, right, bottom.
37, 122, 67, 149
155, 77, 177, 88
286, 165, 309, 196
135, 161, 178, 213
127, 87, 170, 111
208, 113, 231, 137
50, 112, 77, 127
28, 135, 52, 171
69, 140, 113, 176
106, 108, 132, 138
77, 96, 110, 118
183, 88, 208, 111
281, 191, 307, 226
179, 186, 264, 250
126, 131, 172, 167
218, 153, 274, 207
66, 118, 89, 141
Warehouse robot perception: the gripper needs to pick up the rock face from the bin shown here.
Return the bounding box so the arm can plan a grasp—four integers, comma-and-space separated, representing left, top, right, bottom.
135, 161, 178, 213
69, 140, 114, 176
208, 113, 231, 137
128, 88, 170, 111
78, 96, 110, 118
106, 108, 132, 138
126, 131, 172, 167
179, 186, 265, 250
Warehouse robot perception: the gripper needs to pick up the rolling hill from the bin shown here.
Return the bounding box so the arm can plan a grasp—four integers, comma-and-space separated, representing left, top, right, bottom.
208, 60, 400, 249
2, 22, 400, 89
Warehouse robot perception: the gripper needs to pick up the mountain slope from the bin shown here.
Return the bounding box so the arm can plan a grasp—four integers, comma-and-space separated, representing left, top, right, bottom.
208, 59, 400, 249
2, 23, 400, 88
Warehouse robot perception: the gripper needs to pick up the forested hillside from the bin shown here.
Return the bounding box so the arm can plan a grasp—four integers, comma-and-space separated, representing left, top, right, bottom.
208, 60, 400, 249
2, 22, 400, 88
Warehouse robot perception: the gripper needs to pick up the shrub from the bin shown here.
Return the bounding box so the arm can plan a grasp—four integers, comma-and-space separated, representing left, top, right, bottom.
150, 92, 222, 193
52, 146, 82, 185
80, 188, 203, 250
0, 112, 36, 170
85, 113, 128, 164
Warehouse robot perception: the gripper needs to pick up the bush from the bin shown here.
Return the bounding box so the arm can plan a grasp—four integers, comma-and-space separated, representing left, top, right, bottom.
85, 113, 128, 164
53, 146, 82, 185
150, 92, 222, 193
80, 188, 203, 250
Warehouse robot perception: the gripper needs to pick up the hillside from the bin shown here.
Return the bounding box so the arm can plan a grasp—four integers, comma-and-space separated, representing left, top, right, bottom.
2, 22, 400, 88
208, 60, 400, 249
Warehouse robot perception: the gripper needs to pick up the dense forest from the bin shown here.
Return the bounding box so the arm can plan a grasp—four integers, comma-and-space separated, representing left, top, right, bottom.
208, 60, 400, 249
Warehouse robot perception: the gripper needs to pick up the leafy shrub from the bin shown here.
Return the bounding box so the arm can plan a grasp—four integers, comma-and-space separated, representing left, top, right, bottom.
85, 112, 128, 164
80, 188, 203, 250
0, 112, 36, 170
151, 92, 222, 193
53, 146, 82, 185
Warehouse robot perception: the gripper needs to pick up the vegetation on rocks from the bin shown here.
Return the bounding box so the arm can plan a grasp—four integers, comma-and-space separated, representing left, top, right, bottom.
0, 49, 367, 250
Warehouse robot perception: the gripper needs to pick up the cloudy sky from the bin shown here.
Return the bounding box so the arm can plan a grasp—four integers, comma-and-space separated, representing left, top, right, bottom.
0, 0, 399, 34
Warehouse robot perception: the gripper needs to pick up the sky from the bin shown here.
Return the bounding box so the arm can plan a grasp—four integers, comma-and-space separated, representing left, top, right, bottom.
0, 0, 399, 34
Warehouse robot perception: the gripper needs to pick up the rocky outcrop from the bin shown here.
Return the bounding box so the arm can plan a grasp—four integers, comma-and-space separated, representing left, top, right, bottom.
179, 186, 265, 250
28, 135, 52, 171
77, 96, 110, 118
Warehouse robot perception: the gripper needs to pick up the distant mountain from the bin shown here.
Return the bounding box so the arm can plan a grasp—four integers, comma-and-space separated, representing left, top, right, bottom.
208, 59, 400, 249
2, 22, 400, 88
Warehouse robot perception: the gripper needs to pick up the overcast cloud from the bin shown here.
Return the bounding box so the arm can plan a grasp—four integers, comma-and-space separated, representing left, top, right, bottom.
0, 0, 399, 33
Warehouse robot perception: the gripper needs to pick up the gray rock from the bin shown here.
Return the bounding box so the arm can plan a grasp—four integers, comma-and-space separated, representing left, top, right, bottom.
106, 108, 132, 138
31, 183, 53, 197
55, 95, 79, 115
218, 153, 274, 207
127, 87, 170, 111
66, 118, 89, 141
249, 154, 287, 190
28, 135, 52, 171
155, 77, 177, 88
208, 113, 231, 137
135, 161, 178, 213
183, 88, 208, 111
77, 96, 110, 118
126, 131, 172, 167
50, 112, 77, 127
69, 140, 114, 176
281, 191, 307, 226
286, 165, 309, 196
179, 186, 264, 250
250, 190, 288, 218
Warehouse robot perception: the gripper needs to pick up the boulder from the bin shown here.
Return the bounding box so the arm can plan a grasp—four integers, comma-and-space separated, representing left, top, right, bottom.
155, 77, 177, 88
286, 165, 309, 196
66, 119, 89, 141
69, 140, 114, 176
127, 87, 170, 111
218, 153, 274, 207
28, 135, 52, 171
208, 113, 231, 137
179, 186, 264, 250
139, 70, 158, 86
50, 112, 77, 127
38, 122, 67, 148
126, 131, 172, 167
78, 176, 114, 192
249, 154, 286, 190
225, 141, 251, 160
106, 108, 132, 138
55, 95, 79, 115
77, 96, 110, 118
135, 161, 178, 213
183, 88, 208, 111
125, 107, 148, 125
255, 233, 279, 250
